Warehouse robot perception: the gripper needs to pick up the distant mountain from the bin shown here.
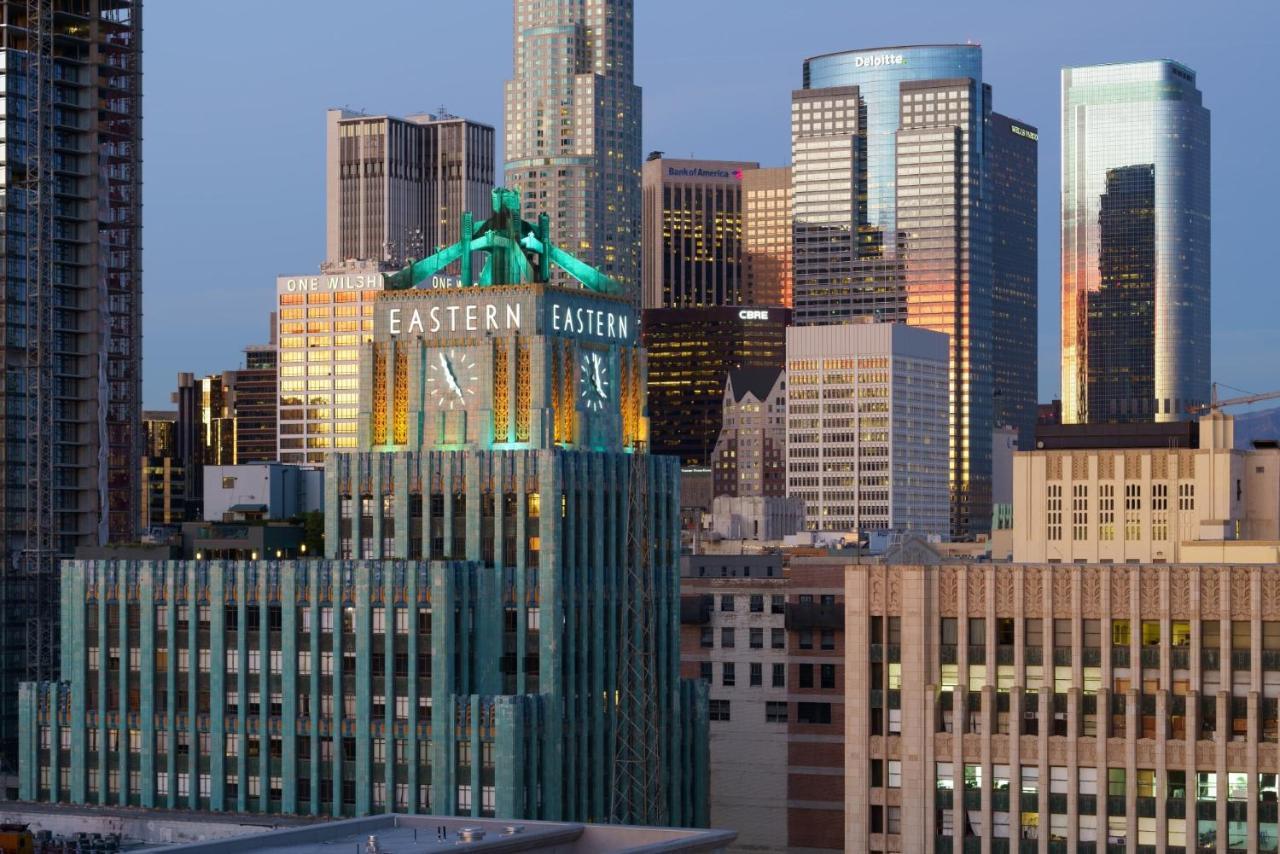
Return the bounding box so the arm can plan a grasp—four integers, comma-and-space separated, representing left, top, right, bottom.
1233, 406, 1280, 449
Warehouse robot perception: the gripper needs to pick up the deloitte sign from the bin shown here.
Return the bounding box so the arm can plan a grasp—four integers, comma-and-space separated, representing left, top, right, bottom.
854, 52, 905, 69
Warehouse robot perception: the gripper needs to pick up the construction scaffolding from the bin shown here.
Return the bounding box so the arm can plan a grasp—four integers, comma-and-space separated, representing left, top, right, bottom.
18, 0, 56, 690
0, 0, 142, 771
610, 448, 666, 826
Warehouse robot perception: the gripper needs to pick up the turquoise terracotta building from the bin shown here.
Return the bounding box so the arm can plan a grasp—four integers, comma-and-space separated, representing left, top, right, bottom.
19, 191, 709, 826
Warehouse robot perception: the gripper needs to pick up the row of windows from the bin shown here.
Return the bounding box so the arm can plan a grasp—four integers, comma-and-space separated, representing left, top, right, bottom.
707, 699, 830, 724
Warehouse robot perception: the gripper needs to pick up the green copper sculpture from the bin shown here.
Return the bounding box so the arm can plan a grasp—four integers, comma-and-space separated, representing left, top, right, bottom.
383, 187, 623, 295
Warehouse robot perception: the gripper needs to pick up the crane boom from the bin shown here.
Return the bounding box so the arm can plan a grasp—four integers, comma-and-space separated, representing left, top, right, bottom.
1188, 382, 1280, 414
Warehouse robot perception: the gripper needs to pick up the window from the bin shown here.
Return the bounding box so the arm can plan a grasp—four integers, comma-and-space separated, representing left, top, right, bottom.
750, 662, 762, 687
722, 662, 735, 687
709, 700, 731, 721
771, 595, 784, 614
699, 662, 711, 683
820, 663, 836, 689
720, 595, 735, 612
1072, 484, 1089, 540
700, 627, 712, 648
771, 628, 785, 649
887, 760, 902, 788
821, 629, 835, 650
765, 702, 788, 723
1047, 483, 1063, 540
772, 663, 785, 688
750, 628, 763, 649
797, 702, 832, 724
799, 663, 814, 688
721, 627, 735, 648
1125, 484, 1142, 541
749, 594, 764, 613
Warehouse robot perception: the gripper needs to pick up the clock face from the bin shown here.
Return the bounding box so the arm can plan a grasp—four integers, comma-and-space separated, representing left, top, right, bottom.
580, 351, 610, 413
427, 349, 478, 409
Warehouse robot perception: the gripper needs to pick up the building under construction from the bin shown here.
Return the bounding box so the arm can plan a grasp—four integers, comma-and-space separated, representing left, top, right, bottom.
17, 191, 709, 826
0, 0, 142, 777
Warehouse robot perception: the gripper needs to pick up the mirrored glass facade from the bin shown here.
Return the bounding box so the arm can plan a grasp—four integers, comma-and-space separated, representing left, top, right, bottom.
1061, 61, 1210, 424
792, 46, 1036, 539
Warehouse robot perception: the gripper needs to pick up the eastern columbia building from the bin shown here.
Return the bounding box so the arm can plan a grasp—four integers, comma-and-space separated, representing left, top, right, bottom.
17, 191, 709, 827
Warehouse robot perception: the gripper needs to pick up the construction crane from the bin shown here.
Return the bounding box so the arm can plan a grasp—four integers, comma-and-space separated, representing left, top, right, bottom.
1187, 383, 1280, 415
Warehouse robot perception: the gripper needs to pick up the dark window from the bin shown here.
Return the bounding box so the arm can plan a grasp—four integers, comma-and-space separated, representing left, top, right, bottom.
750, 662, 762, 687
722, 662, 735, 687
720, 595, 735, 612
799, 629, 813, 650
797, 702, 832, 724
699, 662, 711, 683
749, 628, 763, 649
771, 628, 785, 649
709, 699, 731, 722
799, 663, 814, 688
772, 663, 785, 688
765, 702, 788, 723
820, 663, 836, 690
770, 595, 784, 614
821, 629, 835, 651
700, 627, 712, 648
721, 627, 735, 648
749, 594, 764, 613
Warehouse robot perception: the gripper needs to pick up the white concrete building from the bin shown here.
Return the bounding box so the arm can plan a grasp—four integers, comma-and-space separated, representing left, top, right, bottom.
785, 322, 949, 537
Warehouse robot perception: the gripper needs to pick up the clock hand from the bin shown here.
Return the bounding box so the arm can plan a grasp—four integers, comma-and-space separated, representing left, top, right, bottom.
592, 354, 605, 396
439, 353, 465, 399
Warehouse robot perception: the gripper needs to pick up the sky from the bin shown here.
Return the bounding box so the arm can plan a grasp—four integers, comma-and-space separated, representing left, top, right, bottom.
143, 0, 1279, 410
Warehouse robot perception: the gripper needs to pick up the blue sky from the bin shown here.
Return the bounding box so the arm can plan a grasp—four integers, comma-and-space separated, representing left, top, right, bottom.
143, 0, 1279, 409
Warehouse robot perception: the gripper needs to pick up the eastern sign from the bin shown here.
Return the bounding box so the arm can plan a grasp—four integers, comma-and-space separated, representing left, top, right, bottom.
381, 293, 635, 344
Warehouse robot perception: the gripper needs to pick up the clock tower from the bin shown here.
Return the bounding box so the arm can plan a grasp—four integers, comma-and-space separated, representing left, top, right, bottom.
320, 188, 706, 827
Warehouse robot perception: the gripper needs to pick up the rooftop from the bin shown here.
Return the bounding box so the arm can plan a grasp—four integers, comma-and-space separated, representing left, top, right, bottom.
159, 814, 735, 854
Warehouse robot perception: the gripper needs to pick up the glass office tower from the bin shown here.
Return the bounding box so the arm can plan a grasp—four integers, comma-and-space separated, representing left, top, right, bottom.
793, 45, 1036, 539
1061, 61, 1210, 424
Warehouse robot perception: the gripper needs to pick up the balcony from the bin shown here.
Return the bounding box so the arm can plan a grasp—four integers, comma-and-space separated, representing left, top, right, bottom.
680, 595, 712, 625
785, 601, 844, 631
1140, 647, 1161, 668
1111, 646, 1130, 667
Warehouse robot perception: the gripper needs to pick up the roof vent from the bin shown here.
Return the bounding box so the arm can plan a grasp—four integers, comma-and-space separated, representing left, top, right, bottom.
458, 827, 486, 843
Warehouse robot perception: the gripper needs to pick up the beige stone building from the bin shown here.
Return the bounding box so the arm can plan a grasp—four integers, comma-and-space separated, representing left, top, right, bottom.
1014, 413, 1280, 564
845, 559, 1280, 852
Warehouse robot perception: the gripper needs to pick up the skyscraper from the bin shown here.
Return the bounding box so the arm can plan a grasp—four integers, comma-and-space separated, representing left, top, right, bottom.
1061, 61, 1210, 424
742, 166, 794, 308
275, 268, 383, 465
325, 109, 495, 270
989, 115, 1038, 448
641, 156, 758, 309
644, 306, 789, 467
504, 0, 642, 299
785, 322, 950, 538
790, 45, 1036, 539
0, 0, 142, 762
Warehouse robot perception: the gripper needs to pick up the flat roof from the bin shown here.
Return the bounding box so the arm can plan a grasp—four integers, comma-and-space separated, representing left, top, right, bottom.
158, 814, 736, 854
805, 43, 979, 63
